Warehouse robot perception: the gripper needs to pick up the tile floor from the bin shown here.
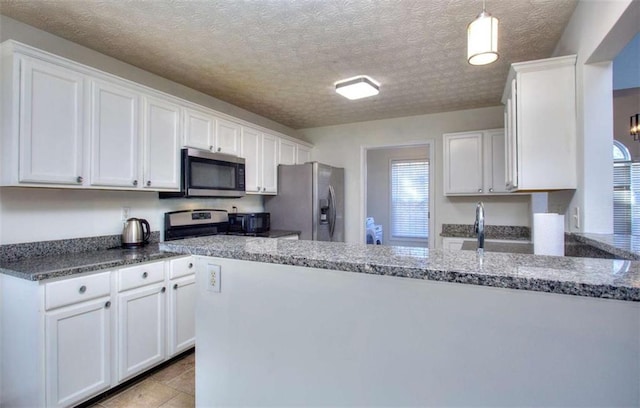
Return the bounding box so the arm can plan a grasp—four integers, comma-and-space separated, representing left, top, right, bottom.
88, 350, 195, 408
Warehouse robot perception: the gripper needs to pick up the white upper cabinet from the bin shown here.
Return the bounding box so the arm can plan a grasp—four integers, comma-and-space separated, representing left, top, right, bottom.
183, 107, 214, 151
502, 55, 577, 191
215, 117, 241, 156
444, 131, 483, 194
18, 56, 85, 185
296, 145, 312, 164
279, 138, 297, 165
261, 133, 278, 194
90, 79, 140, 188
240, 126, 278, 195
0, 41, 312, 192
142, 95, 181, 190
183, 109, 241, 156
443, 129, 508, 196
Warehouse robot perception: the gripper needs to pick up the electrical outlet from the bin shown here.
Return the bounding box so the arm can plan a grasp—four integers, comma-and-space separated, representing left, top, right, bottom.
207, 264, 221, 293
121, 207, 130, 222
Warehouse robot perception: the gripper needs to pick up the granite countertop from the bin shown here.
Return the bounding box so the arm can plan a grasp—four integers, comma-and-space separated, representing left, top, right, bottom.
440, 224, 530, 240
0, 244, 181, 281
160, 236, 640, 302
571, 233, 640, 261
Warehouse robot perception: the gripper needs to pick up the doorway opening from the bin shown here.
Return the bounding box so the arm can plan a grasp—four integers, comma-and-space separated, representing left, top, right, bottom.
363, 142, 433, 248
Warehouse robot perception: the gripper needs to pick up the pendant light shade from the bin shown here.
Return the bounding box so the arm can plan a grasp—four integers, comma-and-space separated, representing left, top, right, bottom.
467, 6, 499, 66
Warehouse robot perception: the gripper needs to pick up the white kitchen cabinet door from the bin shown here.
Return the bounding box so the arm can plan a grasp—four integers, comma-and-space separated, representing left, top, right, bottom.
215, 117, 241, 156
142, 95, 181, 190
443, 132, 483, 194
502, 55, 576, 191
45, 297, 111, 408
183, 107, 215, 151
90, 79, 140, 188
262, 133, 279, 194
19, 56, 85, 185
484, 129, 507, 194
167, 274, 196, 357
279, 138, 297, 165
296, 145, 311, 164
117, 283, 166, 382
241, 126, 262, 194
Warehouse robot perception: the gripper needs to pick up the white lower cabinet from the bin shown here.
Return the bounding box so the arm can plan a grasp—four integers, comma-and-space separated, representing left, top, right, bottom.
0, 257, 195, 408
117, 281, 166, 382
44, 276, 112, 408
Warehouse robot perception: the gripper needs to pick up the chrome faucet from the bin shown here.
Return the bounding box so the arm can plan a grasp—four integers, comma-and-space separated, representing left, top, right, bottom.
474, 202, 485, 254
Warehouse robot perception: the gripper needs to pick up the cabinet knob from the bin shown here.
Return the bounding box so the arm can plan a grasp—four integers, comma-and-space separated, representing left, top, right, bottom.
105, 301, 111, 309
76, 176, 83, 184
161, 287, 166, 293
257, 186, 261, 191
217, 147, 222, 152
173, 283, 179, 290
262, 187, 266, 192
489, 188, 494, 192
478, 188, 482, 193
209, 145, 214, 151
133, 180, 138, 186
188, 263, 193, 269
142, 272, 148, 279
146, 180, 152, 187
79, 285, 87, 294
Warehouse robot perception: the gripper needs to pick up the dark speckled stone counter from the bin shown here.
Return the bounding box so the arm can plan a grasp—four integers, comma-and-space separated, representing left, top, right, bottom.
160, 236, 640, 302
0, 243, 181, 281
441, 224, 530, 240
571, 233, 640, 261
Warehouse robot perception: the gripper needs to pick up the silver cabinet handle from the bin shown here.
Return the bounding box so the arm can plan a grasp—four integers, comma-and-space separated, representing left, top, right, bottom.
142, 272, 148, 279
489, 188, 494, 192
257, 186, 261, 191
76, 176, 83, 183
105, 301, 111, 309
209, 145, 214, 151
173, 283, 178, 290
217, 147, 222, 152
161, 287, 166, 293
188, 263, 193, 269
79, 285, 87, 294
262, 187, 266, 192
133, 180, 138, 186
146, 180, 151, 187
478, 188, 482, 193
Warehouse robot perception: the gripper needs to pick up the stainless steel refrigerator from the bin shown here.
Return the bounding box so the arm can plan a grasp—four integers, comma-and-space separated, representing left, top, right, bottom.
265, 162, 344, 242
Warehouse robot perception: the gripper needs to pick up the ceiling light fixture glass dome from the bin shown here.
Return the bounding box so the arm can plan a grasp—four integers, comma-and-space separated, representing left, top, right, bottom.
467, 0, 499, 66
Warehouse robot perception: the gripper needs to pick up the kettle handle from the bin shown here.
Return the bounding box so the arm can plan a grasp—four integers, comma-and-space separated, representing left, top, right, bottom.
140, 219, 151, 243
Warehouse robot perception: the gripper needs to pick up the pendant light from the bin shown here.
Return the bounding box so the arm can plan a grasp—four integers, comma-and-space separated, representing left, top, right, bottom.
467, 0, 499, 66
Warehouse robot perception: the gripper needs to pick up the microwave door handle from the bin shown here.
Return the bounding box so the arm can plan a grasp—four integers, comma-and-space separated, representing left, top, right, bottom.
328, 185, 336, 240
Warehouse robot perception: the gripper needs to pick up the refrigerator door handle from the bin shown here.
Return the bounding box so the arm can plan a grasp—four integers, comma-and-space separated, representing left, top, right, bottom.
328, 185, 337, 240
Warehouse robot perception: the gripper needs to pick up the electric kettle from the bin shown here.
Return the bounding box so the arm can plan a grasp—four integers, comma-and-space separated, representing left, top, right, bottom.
122, 218, 151, 248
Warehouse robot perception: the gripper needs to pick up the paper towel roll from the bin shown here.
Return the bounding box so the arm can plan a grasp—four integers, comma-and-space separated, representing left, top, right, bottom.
533, 213, 565, 256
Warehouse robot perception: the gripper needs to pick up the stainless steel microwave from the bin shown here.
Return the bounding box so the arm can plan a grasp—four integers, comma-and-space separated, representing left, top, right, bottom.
160, 148, 246, 198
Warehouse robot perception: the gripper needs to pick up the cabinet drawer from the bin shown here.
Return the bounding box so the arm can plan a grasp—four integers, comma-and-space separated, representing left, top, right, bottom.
118, 261, 165, 292
45, 271, 111, 310
169, 256, 195, 279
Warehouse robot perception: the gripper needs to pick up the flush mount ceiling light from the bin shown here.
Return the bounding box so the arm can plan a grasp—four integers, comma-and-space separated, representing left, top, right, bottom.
335, 76, 380, 100
467, 0, 499, 66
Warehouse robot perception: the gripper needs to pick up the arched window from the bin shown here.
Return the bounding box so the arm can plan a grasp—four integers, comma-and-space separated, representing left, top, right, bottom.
613, 140, 638, 234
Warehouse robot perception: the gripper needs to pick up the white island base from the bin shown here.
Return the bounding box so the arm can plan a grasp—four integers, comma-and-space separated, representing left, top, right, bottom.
195, 257, 639, 407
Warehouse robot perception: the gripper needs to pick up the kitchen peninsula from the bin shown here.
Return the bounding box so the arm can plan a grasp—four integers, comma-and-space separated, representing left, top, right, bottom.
160, 236, 640, 407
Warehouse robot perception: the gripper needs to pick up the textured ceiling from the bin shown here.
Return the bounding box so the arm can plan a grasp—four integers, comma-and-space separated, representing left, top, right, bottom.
0, 0, 578, 129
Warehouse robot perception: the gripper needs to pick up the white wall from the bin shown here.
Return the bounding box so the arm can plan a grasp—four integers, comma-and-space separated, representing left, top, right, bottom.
302, 106, 530, 246
0, 187, 264, 244
552, 0, 638, 233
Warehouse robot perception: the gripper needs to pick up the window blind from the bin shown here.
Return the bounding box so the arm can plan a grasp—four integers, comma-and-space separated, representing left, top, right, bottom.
613, 161, 640, 235
391, 160, 429, 239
